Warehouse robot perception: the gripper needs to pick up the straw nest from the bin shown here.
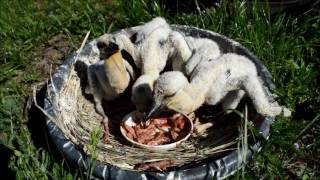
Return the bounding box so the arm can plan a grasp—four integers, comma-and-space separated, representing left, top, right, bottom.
45, 38, 264, 171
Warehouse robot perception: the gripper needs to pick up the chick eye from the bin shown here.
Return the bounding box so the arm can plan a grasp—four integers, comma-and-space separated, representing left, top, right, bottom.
164, 93, 175, 98
107, 42, 119, 52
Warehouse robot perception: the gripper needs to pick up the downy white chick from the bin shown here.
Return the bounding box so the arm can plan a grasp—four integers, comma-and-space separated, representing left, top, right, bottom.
168, 32, 244, 114
87, 17, 174, 140
130, 29, 221, 113
148, 53, 291, 119
96, 17, 169, 68
131, 17, 220, 112
168, 31, 244, 113
95, 17, 170, 114
183, 43, 245, 111
131, 24, 173, 113
86, 42, 135, 142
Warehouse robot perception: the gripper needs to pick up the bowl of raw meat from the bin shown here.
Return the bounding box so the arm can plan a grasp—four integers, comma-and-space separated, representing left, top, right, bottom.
120, 111, 193, 151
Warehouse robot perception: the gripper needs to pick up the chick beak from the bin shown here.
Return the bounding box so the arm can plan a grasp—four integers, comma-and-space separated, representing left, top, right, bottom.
105, 50, 126, 74
146, 103, 165, 120
104, 50, 129, 93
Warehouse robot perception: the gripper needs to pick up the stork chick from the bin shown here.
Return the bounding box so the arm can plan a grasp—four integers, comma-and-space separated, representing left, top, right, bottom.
96, 17, 170, 69
128, 19, 214, 114
131, 25, 173, 114
92, 17, 173, 117
86, 42, 135, 142
149, 53, 291, 120
131, 29, 221, 113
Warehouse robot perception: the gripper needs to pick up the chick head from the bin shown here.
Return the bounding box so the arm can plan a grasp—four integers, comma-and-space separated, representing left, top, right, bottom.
131, 75, 154, 113
149, 71, 194, 117
96, 34, 119, 59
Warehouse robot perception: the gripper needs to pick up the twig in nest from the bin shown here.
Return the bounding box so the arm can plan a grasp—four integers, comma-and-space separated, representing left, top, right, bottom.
32, 86, 55, 122
67, 31, 90, 80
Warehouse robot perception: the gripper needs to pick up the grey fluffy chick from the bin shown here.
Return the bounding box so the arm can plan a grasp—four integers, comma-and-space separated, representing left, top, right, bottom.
86, 43, 135, 142
131, 18, 174, 113
86, 17, 173, 141
149, 53, 291, 119
131, 24, 222, 113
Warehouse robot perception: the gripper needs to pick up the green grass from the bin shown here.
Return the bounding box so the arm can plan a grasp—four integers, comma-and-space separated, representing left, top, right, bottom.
0, 0, 319, 179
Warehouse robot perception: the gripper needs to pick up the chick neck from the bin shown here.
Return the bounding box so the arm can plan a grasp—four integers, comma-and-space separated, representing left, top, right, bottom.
181, 82, 207, 112
181, 62, 221, 111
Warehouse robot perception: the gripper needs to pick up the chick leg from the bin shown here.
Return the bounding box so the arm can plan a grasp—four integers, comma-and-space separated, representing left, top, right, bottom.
194, 122, 214, 136
243, 76, 291, 117
87, 65, 110, 142
92, 96, 110, 143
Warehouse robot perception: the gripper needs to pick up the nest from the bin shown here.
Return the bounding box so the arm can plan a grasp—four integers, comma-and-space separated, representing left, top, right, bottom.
45, 58, 265, 171
43, 28, 269, 172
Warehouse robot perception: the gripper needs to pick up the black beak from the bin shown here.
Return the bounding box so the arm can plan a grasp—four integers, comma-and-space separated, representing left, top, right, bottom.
146, 103, 165, 120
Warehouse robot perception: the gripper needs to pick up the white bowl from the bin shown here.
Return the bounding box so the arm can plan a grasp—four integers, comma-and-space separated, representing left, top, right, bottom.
120, 111, 193, 151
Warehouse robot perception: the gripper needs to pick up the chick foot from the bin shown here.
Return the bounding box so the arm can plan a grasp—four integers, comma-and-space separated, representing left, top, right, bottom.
193, 117, 213, 137
195, 122, 213, 136
101, 119, 109, 143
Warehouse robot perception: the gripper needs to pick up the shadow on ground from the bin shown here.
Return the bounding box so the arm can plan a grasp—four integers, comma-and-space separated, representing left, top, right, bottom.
0, 144, 15, 179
